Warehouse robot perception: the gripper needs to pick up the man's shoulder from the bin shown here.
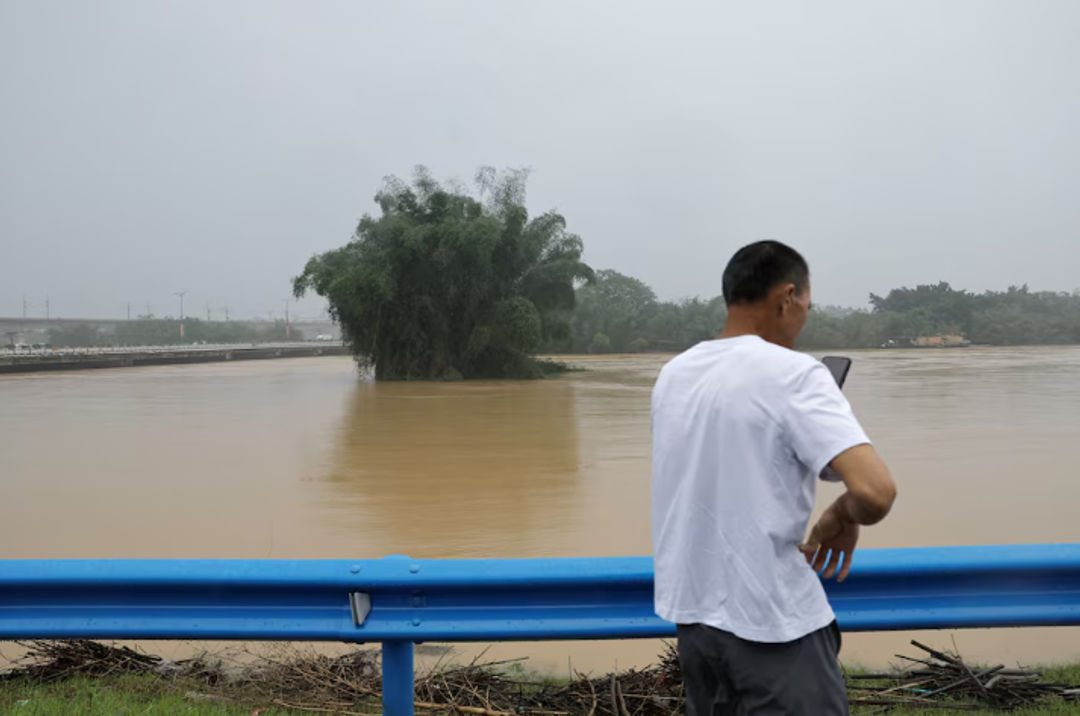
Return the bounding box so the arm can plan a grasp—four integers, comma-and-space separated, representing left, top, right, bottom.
657, 341, 705, 373
655, 340, 822, 400
659, 338, 820, 376
729, 337, 821, 377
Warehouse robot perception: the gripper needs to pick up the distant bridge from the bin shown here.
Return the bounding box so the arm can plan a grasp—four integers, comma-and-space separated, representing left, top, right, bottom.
0, 342, 350, 374
0, 316, 340, 345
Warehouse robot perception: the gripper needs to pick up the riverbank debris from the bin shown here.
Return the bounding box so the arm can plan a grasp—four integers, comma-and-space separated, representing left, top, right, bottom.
848, 640, 1077, 712
2, 638, 1077, 714
228, 644, 685, 715
0, 640, 162, 681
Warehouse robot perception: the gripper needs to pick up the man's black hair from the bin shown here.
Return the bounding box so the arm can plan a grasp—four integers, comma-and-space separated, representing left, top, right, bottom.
721, 240, 809, 306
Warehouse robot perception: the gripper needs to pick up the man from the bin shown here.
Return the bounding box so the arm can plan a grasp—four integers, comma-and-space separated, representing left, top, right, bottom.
651, 240, 897, 715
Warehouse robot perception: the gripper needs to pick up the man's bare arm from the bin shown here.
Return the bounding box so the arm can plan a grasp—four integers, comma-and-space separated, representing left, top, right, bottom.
827, 444, 897, 525
801, 444, 897, 582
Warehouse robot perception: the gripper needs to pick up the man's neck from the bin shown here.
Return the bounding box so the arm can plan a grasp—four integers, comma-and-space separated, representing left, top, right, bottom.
719, 307, 784, 346
718, 310, 767, 341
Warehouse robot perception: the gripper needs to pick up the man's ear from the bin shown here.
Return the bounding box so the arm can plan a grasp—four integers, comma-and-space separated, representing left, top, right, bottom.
777, 283, 796, 315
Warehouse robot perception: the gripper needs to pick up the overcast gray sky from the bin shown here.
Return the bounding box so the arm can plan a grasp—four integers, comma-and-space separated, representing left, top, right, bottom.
3, 1, 1078, 320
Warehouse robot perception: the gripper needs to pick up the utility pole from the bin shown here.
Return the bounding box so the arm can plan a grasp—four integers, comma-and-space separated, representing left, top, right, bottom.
45, 296, 50, 321
127, 303, 131, 321
206, 303, 211, 322
224, 306, 230, 321
282, 298, 292, 340
22, 295, 29, 319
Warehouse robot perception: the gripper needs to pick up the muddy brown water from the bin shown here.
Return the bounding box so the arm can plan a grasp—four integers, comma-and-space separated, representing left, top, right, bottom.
2, 348, 1078, 671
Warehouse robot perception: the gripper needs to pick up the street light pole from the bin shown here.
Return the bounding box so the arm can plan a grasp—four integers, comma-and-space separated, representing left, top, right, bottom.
174, 291, 188, 341
282, 298, 292, 340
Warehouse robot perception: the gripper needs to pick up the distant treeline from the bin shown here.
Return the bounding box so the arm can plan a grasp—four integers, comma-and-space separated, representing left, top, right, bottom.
42, 279, 1079, 353
799, 282, 1080, 350
45, 319, 301, 348
542, 271, 1080, 353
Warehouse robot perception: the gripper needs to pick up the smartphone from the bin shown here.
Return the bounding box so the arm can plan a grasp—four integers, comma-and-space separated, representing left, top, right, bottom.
821, 356, 852, 389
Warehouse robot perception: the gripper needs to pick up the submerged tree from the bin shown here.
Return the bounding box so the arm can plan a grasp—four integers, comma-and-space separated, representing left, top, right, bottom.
293, 167, 594, 379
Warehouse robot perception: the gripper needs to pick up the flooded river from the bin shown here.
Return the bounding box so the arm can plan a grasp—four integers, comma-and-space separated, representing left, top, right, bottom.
1, 348, 1079, 670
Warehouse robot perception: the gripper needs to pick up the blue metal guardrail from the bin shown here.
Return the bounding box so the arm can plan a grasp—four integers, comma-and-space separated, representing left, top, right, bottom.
2, 543, 1079, 714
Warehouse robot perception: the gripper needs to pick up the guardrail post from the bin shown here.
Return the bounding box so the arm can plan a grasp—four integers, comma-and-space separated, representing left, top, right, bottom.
381, 640, 414, 715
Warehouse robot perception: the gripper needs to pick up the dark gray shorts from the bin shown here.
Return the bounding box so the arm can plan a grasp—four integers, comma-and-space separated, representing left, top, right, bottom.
676, 621, 848, 716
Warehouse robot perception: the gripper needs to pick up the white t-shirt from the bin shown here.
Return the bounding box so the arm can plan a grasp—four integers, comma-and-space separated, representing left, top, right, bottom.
651, 335, 869, 643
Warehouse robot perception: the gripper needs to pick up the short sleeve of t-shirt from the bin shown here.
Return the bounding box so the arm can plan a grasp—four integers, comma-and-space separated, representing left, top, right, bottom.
784, 361, 870, 477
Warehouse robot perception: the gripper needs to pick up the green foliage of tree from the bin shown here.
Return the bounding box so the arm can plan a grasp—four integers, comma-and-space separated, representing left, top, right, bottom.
544, 269, 727, 354
293, 167, 594, 379
662, 296, 727, 348
569, 269, 658, 353
589, 332, 611, 353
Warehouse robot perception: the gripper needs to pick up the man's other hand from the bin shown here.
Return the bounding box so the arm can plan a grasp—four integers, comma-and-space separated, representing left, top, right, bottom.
801, 502, 860, 582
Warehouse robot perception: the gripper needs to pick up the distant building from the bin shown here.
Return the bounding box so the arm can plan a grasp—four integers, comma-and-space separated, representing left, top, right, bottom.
910, 334, 971, 348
